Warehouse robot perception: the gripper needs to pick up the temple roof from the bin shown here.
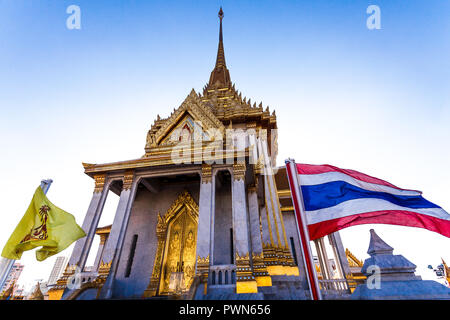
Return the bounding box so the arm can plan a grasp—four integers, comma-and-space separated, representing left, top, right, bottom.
143, 8, 278, 155
82, 8, 279, 176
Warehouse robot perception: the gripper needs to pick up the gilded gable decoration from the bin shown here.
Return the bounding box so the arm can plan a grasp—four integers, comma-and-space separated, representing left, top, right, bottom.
145, 89, 225, 154
345, 248, 363, 268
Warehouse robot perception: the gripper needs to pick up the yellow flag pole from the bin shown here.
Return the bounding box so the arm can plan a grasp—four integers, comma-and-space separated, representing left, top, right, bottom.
0, 179, 53, 292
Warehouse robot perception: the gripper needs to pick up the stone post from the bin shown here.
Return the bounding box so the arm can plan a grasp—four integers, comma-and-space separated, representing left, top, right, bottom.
328, 232, 351, 278
247, 186, 271, 287
232, 161, 258, 294
98, 170, 137, 299
68, 174, 109, 271
195, 164, 214, 294
93, 233, 109, 271
351, 229, 450, 300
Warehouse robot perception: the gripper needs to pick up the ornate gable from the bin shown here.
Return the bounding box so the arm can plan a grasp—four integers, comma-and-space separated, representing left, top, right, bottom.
145, 89, 225, 153
345, 248, 364, 268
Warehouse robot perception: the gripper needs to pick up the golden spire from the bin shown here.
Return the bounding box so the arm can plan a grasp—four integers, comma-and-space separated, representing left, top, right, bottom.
216, 7, 226, 68
208, 7, 231, 89
1, 280, 16, 300
29, 281, 44, 300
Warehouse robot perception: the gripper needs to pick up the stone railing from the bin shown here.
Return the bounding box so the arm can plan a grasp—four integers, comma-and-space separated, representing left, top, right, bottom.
319, 279, 350, 294
69, 271, 99, 287
209, 264, 236, 286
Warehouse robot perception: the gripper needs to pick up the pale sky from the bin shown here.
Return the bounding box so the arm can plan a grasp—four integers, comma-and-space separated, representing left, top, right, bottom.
0, 1, 449, 292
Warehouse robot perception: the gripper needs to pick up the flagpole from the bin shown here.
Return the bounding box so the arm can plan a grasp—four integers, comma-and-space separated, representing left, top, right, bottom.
0, 179, 53, 293
285, 159, 322, 300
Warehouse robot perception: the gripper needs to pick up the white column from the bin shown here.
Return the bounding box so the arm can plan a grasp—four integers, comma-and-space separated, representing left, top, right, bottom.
195, 164, 214, 289
247, 188, 262, 255
329, 232, 351, 278
98, 171, 137, 299
259, 206, 272, 246
247, 186, 271, 287
232, 162, 258, 293
93, 234, 108, 271
68, 174, 109, 270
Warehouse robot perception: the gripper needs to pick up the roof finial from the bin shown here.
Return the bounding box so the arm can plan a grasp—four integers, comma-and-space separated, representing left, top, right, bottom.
207, 7, 231, 89
219, 7, 224, 21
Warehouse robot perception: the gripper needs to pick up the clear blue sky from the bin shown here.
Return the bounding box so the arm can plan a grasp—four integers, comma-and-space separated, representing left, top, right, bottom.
0, 0, 449, 291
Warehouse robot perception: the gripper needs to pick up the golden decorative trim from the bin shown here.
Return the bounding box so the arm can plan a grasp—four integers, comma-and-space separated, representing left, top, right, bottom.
262, 243, 285, 275
236, 279, 258, 294
94, 174, 106, 193
143, 236, 166, 298
345, 248, 364, 268
122, 170, 134, 191
98, 260, 112, 277
346, 273, 366, 293
254, 275, 272, 287
254, 160, 264, 175
201, 164, 212, 184
99, 234, 109, 245
196, 255, 210, 284
251, 252, 271, 285
156, 191, 199, 234
233, 162, 246, 181
52, 264, 77, 291
277, 189, 291, 198
235, 252, 254, 282
95, 225, 111, 245
82, 162, 96, 170
246, 122, 257, 129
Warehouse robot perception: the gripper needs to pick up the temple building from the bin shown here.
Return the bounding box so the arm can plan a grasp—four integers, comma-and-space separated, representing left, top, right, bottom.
49, 8, 356, 300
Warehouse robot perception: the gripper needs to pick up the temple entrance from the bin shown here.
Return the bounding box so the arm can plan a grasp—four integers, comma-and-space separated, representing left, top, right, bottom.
143, 191, 199, 297
159, 207, 197, 294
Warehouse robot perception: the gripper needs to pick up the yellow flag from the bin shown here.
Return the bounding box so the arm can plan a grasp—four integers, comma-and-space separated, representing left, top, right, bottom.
1, 187, 86, 261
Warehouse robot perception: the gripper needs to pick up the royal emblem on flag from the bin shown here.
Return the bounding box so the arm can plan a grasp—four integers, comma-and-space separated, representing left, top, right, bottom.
20, 205, 50, 244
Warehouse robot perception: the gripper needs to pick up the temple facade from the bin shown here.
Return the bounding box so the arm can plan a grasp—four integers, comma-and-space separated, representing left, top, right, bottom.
49, 9, 353, 300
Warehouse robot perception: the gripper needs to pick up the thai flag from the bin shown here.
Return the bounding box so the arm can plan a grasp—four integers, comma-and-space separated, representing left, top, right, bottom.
296, 163, 450, 240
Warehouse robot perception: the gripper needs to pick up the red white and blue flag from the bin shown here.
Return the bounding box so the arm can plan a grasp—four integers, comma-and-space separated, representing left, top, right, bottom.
291, 162, 450, 240
285, 159, 450, 300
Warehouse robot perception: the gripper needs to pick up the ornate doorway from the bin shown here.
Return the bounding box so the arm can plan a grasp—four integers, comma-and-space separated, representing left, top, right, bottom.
143, 191, 198, 297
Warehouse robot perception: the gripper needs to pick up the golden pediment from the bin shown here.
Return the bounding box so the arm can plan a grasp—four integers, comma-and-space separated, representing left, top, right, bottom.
145, 89, 225, 152
156, 190, 199, 234
345, 248, 364, 268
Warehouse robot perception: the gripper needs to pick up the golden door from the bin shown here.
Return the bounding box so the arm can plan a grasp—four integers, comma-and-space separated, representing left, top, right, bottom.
159, 208, 197, 294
